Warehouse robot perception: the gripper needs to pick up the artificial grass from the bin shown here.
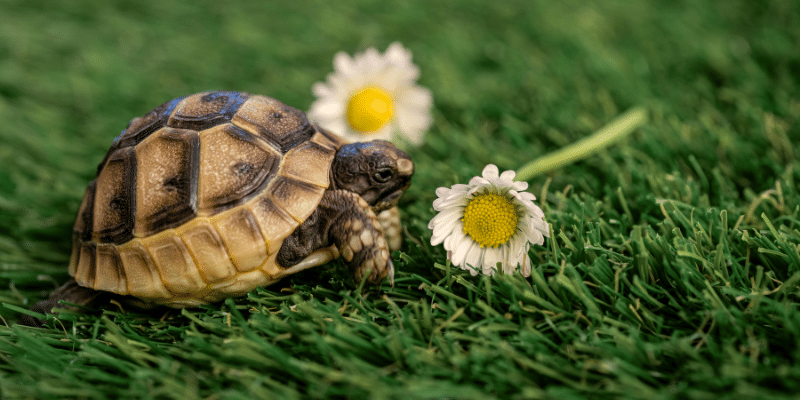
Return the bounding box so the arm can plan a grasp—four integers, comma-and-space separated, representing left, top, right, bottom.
1, 0, 799, 398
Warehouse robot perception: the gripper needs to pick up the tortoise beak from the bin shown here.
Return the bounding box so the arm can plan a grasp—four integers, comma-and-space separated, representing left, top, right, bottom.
373, 189, 405, 212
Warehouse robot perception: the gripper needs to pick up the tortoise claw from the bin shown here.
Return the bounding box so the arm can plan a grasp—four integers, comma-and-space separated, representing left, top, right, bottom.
387, 258, 395, 287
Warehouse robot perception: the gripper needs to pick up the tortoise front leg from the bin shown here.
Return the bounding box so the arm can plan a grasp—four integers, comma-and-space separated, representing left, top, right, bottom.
276, 189, 394, 285
323, 190, 394, 285
376, 206, 403, 252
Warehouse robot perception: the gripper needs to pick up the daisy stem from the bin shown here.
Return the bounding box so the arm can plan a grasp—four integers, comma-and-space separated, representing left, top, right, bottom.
516, 107, 647, 181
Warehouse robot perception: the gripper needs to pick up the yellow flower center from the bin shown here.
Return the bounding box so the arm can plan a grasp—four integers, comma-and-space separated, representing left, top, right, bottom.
346, 87, 394, 133
462, 192, 519, 248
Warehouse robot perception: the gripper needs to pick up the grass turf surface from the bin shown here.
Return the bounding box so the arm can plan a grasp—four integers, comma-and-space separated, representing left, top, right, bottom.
1, 0, 800, 398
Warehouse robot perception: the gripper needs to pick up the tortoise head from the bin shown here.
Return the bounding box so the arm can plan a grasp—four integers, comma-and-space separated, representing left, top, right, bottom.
331, 140, 414, 211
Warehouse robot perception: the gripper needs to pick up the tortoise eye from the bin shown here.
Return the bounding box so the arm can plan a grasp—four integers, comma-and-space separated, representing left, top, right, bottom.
373, 167, 394, 183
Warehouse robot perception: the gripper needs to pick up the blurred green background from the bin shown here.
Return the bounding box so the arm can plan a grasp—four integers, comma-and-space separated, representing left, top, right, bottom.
1, 0, 799, 398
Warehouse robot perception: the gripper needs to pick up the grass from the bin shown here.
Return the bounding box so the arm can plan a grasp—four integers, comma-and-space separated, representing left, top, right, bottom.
1, 0, 799, 398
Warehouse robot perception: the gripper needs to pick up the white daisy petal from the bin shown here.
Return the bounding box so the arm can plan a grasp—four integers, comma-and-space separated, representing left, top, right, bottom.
434, 185, 466, 201
311, 82, 333, 98
386, 42, 413, 69
333, 52, 356, 76
448, 233, 471, 266
431, 224, 459, 246
483, 247, 502, 275
463, 262, 479, 276
499, 169, 516, 182
538, 222, 551, 238
525, 220, 547, 244
326, 120, 350, 139
430, 206, 462, 228
464, 243, 484, 271
308, 99, 344, 119
429, 212, 451, 235
442, 232, 456, 252
444, 228, 466, 253
430, 230, 448, 246
395, 112, 431, 145
519, 198, 545, 218
512, 180, 528, 192
452, 239, 474, 268
434, 191, 470, 210
517, 191, 537, 202
395, 86, 433, 110
360, 48, 380, 70
528, 229, 545, 246
482, 164, 499, 180
429, 212, 462, 242
446, 183, 470, 194
394, 88, 433, 144
519, 255, 532, 277
468, 176, 490, 188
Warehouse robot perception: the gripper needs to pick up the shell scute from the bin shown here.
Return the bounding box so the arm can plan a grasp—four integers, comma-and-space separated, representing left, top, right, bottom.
75, 243, 96, 288
146, 234, 205, 295
93, 147, 136, 243
73, 181, 96, 243
232, 95, 315, 153
117, 241, 171, 299
250, 197, 299, 255
268, 176, 326, 223
196, 124, 281, 213
94, 244, 126, 294
179, 219, 237, 284
168, 91, 250, 131
133, 128, 200, 237
280, 139, 336, 188
213, 207, 268, 272
97, 96, 185, 174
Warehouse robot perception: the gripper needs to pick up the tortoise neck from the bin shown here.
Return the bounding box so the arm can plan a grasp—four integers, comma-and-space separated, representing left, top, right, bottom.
328, 167, 340, 191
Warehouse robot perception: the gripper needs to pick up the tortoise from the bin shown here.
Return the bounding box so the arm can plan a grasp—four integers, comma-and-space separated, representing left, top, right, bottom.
23, 90, 413, 324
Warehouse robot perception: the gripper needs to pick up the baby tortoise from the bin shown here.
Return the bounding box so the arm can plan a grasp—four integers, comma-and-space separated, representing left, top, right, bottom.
23, 91, 413, 325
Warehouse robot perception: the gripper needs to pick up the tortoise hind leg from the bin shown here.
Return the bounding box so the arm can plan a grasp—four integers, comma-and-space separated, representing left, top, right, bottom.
18, 279, 113, 327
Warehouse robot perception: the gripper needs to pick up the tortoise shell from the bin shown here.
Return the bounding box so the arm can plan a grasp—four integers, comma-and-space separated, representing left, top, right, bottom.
69, 91, 348, 307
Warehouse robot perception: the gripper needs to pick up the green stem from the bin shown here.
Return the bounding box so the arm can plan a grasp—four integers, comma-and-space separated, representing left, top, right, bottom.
516, 107, 647, 181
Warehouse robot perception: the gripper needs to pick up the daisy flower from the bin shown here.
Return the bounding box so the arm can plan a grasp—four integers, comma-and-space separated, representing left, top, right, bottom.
308, 42, 433, 145
428, 165, 550, 277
